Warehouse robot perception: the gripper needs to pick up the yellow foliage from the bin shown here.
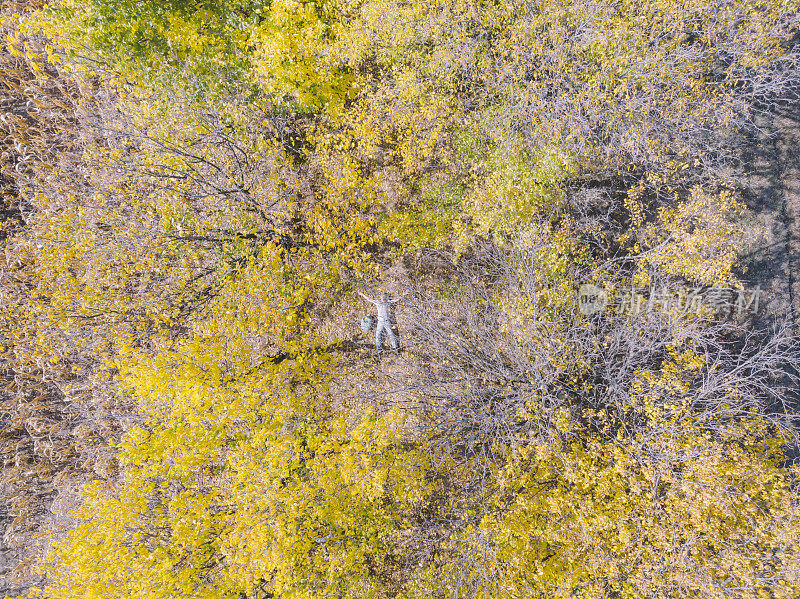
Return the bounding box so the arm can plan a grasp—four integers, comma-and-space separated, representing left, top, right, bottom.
251, 0, 355, 114
639, 186, 747, 285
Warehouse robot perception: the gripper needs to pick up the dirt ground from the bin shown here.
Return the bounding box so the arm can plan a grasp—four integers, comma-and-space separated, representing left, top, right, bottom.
737, 102, 800, 331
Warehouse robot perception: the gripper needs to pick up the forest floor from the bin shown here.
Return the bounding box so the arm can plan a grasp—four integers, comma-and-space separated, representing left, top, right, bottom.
739, 102, 800, 332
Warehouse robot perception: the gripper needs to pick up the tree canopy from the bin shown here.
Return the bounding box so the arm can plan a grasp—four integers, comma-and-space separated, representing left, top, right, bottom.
1, 0, 800, 597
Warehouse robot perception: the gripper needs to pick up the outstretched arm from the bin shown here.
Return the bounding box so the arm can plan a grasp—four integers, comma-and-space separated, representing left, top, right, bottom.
358, 290, 376, 304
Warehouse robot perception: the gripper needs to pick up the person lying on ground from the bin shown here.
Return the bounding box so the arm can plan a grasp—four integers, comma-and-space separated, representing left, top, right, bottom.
357, 289, 407, 352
